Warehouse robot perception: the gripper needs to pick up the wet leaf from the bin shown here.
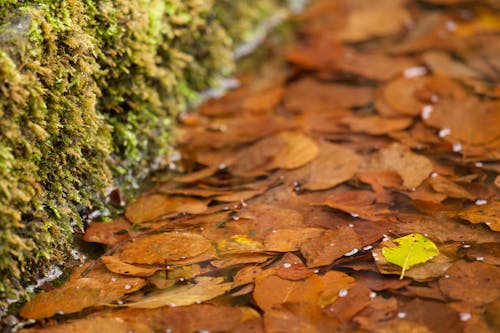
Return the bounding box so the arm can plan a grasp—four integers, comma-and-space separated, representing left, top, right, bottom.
124, 277, 233, 308
300, 226, 363, 267
101, 256, 162, 277
20, 265, 146, 319
381, 233, 440, 279
125, 195, 208, 224
294, 141, 361, 191
119, 232, 212, 264
438, 260, 500, 306
368, 143, 434, 189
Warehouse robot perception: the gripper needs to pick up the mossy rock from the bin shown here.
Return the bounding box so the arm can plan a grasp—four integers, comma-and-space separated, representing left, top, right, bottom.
0, 0, 289, 306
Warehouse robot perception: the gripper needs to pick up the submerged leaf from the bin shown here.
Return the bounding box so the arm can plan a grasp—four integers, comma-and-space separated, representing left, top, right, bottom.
381, 233, 439, 279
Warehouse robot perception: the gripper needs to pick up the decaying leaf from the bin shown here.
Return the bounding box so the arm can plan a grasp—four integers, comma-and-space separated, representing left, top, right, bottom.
381, 233, 440, 279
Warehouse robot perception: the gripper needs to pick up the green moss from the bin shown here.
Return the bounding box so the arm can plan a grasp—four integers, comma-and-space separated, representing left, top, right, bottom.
0, 0, 290, 306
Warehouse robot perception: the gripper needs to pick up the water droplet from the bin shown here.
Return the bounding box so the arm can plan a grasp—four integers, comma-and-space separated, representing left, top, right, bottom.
431, 172, 438, 178
370, 291, 377, 299
195, 300, 202, 304
218, 164, 227, 170
397, 312, 407, 319
283, 263, 292, 268
344, 248, 359, 257
338, 289, 348, 297
445, 20, 457, 32
348, 223, 354, 228
57, 311, 65, 315
272, 229, 277, 233
421, 105, 434, 119
475, 199, 487, 205
404, 66, 427, 78
313, 269, 320, 273
124, 284, 132, 290
476, 256, 484, 261
363, 245, 373, 251
462, 244, 470, 248
460, 312, 472, 321
452, 143, 462, 152
232, 216, 240, 221
165, 329, 172, 333
350, 213, 359, 218
444, 274, 450, 279
240, 200, 248, 207
475, 162, 483, 167
111, 277, 117, 282
179, 278, 185, 282
439, 128, 451, 138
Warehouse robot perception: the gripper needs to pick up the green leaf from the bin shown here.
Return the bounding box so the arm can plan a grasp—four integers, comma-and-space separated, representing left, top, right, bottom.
381, 233, 439, 279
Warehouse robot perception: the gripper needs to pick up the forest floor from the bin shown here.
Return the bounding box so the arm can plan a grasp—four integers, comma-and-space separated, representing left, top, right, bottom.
12, 0, 500, 332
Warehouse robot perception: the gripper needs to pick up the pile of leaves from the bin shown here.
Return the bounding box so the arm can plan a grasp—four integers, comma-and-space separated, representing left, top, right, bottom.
16, 0, 500, 332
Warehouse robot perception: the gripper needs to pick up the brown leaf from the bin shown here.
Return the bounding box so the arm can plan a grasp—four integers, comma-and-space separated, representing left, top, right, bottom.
325, 283, 371, 323
123, 276, 232, 308
300, 226, 363, 267
20, 265, 146, 319
119, 232, 212, 264
333, 0, 410, 42
101, 256, 163, 277
230, 131, 319, 176
321, 190, 392, 221
367, 143, 434, 189
439, 260, 500, 306
84, 218, 131, 245
124, 195, 208, 224
284, 78, 373, 113
292, 141, 361, 191
455, 200, 500, 232
341, 115, 413, 135
263, 228, 325, 252
425, 98, 500, 146
264, 302, 341, 333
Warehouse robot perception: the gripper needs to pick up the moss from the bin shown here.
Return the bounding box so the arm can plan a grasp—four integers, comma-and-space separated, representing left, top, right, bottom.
0, 0, 290, 305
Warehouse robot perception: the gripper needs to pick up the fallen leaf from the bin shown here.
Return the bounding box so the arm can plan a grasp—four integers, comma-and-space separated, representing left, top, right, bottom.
455, 200, 500, 232
83, 218, 131, 245
367, 143, 434, 189
124, 277, 232, 308
292, 141, 361, 191
438, 260, 500, 306
381, 233, 440, 279
20, 265, 146, 319
119, 232, 212, 264
101, 256, 163, 277
300, 226, 363, 267
125, 195, 208, 223
320, 190, 392, 221
263, 228, 324, 252
230, 131, 319, 176
333, 0, 410, 42
325, 283, 371, 323
284, 77, 373, 113
341, 115, 413, 135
